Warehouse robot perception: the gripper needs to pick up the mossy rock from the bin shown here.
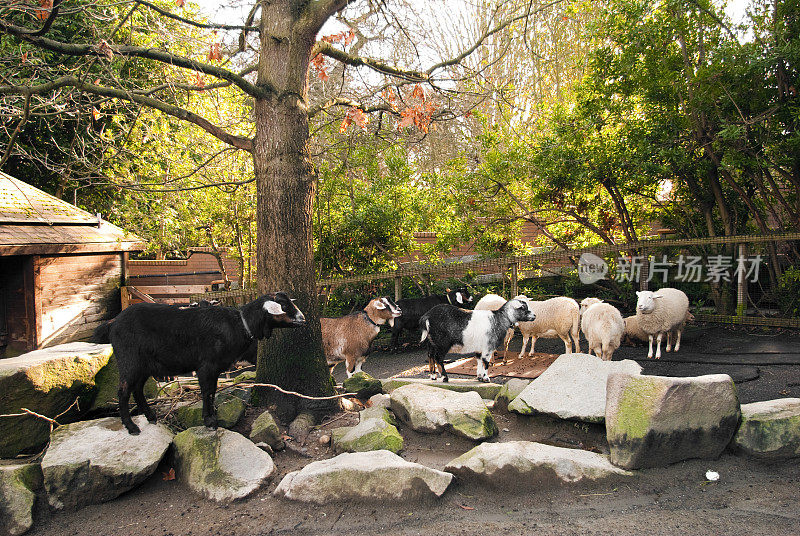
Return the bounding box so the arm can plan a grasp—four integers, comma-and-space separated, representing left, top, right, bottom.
90, 353, 158, 411
0, 343, 114, 457
231, 371, 257, 385
359, 406, 396, 425
250, 409, 284, 450
381, 377, 502, 399
332, 418, 403, 454
174, 392, 246, 430
733, 398, 800, 459
0, 463, 42, 536
493, 379, 531, 412
343, 372, 383, 399
172, 427, 274, 501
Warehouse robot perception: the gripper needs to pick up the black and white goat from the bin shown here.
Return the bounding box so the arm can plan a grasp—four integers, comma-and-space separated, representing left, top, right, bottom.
419, 298, 536, 383
93, 292, 305, 435
390, 288, 474, 349
322, 297, 402, 376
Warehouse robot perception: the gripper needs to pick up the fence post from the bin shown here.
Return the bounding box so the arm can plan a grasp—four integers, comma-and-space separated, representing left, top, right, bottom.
737, 243, 747, 316
639, 250, 649, 291
510, 262, 519, 298
394, 276, 402, 303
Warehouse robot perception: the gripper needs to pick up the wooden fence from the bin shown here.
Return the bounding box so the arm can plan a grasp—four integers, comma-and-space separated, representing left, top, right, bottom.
191, 231, 800, 328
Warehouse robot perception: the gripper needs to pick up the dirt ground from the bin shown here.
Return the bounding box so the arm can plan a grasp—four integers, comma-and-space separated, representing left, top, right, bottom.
28, 324, 800, 536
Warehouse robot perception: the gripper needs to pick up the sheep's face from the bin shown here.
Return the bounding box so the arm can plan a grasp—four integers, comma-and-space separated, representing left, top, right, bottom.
580, 297, 602, 314
369, 297, 402, 327
635, 291, 661, 314
264, 292, 307, 327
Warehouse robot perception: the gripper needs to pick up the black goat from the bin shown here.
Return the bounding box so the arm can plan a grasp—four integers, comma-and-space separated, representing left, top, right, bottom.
390, 288, 473, 349
419, 298, 535, 383
93, 292, 305, 435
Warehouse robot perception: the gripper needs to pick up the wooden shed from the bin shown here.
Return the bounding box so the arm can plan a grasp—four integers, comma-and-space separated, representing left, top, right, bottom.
0, 172, 143, 357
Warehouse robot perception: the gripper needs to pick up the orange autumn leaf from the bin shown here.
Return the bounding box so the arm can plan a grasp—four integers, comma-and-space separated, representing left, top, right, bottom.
411, 84, 425, 101
175, 0, 185, 6
91, 107, 101, 121
340, 107, 369, 133
194, 72, 205, 88
162, 468, 176, 481
35, 0, 52, 21
207, 42, 222, 62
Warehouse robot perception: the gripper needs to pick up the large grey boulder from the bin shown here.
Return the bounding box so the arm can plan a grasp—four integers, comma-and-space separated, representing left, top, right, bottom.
0, 343, 113, 457
0, 463, 42, 536
332, 417, 403, 454
172, 427, 274, 501
445, 441, 631, 488
508, 353, 642, 423
493, 378, 530, 412
274, 450, 452, 503
733, 398, 800, 460
606, 373, 740, 469
390, 384, 498, 440
249, 409, 284, 450
42, 415, 173, 511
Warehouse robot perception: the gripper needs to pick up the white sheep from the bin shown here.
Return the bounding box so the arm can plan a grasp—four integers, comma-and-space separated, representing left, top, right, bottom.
635, 288, 690, 359
623, 311, 694, 348
579, 297, 624, 361
514, 295, 581, 356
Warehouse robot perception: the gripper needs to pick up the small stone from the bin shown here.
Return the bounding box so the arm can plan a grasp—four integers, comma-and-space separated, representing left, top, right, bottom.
250, 409, 284, 450
368, 393, 391, 409
174, 391, 246, 430
255, 442, 274, 456
493, 378, 531, 412
319, 435, 331, 446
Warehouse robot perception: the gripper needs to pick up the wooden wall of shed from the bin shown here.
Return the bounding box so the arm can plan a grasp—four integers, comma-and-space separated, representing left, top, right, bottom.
37, 252, 122, 347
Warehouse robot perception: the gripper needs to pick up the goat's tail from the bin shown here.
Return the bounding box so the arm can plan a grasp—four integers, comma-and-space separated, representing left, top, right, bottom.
91, 320, 112, 343
419, 319, 430, 343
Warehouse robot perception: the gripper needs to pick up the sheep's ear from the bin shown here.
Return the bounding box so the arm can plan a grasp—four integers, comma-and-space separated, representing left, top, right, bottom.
636, 291, 642, 297
264, 300, 286, 315
374, 300, 386, 310
456, 292, 463, 304
468, 295, 473, 302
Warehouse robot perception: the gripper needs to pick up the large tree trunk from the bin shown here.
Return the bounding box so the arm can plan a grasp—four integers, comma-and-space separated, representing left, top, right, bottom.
253, 0, 337, 421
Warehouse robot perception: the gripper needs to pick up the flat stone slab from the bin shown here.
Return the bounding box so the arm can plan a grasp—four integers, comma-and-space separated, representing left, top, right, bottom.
381, 377, 502, 399
0, 462, 42, 536
173, 427, 274, 501
508, 353, 641, 423
606, 373, 740, 469
0, 342, 114, 457
274, 450, 452, 503
332, 417, 403, 453
733, 398, 800, 459
42, 415, 173, 511
445, 441, 631, 488
390, 384, 498, 440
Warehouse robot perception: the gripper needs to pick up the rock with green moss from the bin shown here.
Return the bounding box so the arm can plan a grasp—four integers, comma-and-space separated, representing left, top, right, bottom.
390, 384, 498, 441
493, 379, 531, 412
90, 353, 158, 411
343, 372, 383, 399
273, 450, 452, 503
733, 398, 800, 459
381, 377, 502, 399
0, 343, 114, 457
444, 441, 631, 488
508, 353, 642, 423
173, 427, 274, 501
0, 462, 42, 536
332, 417, 403, 454
359, 405, 396, 425
42, 415, 173, 511
231, 371, 256, 385
174, 392, 246, 430
249, 409, 284, 450
606, 373, 740, 469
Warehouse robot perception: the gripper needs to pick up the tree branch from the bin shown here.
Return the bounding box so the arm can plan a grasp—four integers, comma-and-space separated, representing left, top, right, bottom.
134, 0, 260, 32
0, 77, 253, 151
0, 22, 272, 99
298, 0, 354, 37
313, 40, 429, 82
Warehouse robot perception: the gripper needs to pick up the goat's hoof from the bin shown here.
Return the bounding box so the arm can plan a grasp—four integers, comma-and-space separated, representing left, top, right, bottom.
126, 425, 141, 435
147, 416, 158, 424
442, 376, 449, 383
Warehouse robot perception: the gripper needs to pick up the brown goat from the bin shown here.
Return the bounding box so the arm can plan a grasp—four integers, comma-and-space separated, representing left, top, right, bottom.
322, 297, 402, 377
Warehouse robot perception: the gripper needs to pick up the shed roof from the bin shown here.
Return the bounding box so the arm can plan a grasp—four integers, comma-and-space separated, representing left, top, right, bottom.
0, 173, 144, 255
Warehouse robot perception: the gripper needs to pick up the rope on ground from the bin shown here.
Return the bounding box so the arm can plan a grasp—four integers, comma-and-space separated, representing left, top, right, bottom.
235, 382, 358, 400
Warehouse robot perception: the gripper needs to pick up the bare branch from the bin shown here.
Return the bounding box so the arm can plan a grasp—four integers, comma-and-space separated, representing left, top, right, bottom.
0, 21, 272, 99
298, 0, 354, 37
134, 0, 260, 32
0, 77, 253, 151
314, 40, 429, 82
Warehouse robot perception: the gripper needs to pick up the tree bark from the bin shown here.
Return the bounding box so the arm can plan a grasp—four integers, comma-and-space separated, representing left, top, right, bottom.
253, 0, 336, 421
